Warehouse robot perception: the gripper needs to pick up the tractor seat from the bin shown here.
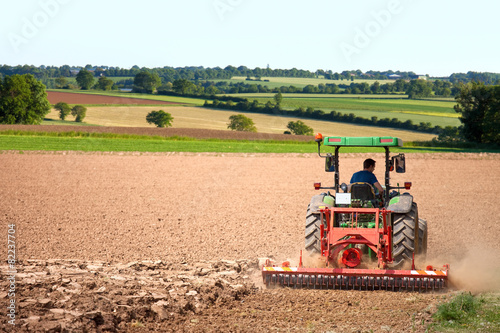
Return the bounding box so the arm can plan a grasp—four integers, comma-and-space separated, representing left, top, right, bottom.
349, 182, 376, 201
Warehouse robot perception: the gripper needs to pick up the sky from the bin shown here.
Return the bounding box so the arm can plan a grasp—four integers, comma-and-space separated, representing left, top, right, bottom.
1, 0, 499, 77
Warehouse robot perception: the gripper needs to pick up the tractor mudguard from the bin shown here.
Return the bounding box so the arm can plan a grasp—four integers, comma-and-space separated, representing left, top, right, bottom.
387, 193, 413, 214
308, 193, 334, 213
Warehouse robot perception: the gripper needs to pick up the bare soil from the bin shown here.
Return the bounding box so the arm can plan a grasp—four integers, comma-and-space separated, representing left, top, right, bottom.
46, 91, 183, 105
1, 147, 499, 332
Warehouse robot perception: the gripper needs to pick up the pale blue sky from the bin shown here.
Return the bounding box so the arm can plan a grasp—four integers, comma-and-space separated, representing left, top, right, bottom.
1, 0, 498, 76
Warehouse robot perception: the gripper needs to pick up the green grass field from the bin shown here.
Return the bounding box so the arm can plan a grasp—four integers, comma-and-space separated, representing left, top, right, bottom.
106, 76, 134, 82
218, 76, 396, 89
226, 93, 409, 99
0, 132, 484, 153
225, 94, 460, 128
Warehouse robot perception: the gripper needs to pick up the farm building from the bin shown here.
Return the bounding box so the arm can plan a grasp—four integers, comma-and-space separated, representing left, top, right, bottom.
387, 74, 401, 79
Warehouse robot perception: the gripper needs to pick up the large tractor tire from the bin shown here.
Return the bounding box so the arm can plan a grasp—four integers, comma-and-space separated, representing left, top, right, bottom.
392, 203, 419, 267
305, 205, 324, 254
418, 218, 428, 257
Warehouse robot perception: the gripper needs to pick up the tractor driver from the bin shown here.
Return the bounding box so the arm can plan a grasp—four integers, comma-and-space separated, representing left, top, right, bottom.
350, 158, 384, 195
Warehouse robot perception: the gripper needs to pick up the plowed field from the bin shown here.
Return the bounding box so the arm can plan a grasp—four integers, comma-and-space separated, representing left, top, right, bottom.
1, 147, 499, 332
0, 124, 313, 141
46, 91, 182, 105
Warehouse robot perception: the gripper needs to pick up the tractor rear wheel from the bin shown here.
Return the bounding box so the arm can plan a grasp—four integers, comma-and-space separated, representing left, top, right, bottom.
305, 205, 324, 254
418, 218, 428, 257
392, 203, 419, 267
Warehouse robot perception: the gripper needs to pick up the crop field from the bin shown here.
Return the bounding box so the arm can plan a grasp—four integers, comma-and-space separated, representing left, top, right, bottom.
1, 149, 499, 332
235, 95, 460, 128
44, 91, 456, 139
105, 76, 135, 82
46, 91, 186, 106
47, 89, 205, 106
227, 93, 409, 99
43, 105, 437, 142
222, 76, 396, 88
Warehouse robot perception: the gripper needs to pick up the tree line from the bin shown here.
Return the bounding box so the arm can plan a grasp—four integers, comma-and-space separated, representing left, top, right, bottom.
44, 70, 458, 100
159, 78, 455, 98
0, 74, 497, 147
2, 64, 499, 87
0, 64, 315, 84
449, 72, 500, 85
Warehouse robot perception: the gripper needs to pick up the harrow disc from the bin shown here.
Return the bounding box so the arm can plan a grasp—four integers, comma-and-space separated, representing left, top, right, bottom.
262, 266, 449, 292
265, 273, 447, 291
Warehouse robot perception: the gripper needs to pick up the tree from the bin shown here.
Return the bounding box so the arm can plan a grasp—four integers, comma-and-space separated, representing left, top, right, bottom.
227, 114, 257, 132
484, 85, 500, 144
172, 79, 195, 95
433, 126, 463, 145
133, 71, 161, 93
55, 76, 68, 89
370, 81, 381, 94
164, 82, 173, 91
273, 92, 283, 106
146, 110, 174, 128
406, 79, 432, 99
394, 79, 407, 92
75, 69, 95, 90
54, 102, 71, 120
71, 105, 87, 122
287, 120, 314, 135
0, 74, 51, 124
96, 76, 114, 91
205, 85, 219, 95
454, 82, 500, 144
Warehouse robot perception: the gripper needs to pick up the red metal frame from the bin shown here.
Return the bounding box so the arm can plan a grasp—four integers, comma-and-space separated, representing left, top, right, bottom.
319, 207, 393, 269
264, 266, 449, 279
261, 264, 449, 290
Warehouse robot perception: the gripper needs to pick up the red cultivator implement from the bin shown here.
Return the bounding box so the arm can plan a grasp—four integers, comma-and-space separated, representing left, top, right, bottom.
262, 265, 448, 291
262, 136, 449, 291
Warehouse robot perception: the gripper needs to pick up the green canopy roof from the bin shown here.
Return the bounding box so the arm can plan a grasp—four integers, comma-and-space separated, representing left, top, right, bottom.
322, 136, 403, 147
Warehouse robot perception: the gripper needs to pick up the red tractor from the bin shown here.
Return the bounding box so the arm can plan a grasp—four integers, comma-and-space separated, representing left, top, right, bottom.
262, 135, 448, 291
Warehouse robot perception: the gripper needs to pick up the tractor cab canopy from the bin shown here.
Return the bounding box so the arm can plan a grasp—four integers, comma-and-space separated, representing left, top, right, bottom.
315, 135, 406, 203
321, 136, 403, 147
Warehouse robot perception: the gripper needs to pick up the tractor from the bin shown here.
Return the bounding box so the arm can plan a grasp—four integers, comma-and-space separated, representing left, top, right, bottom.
262, 135, 448, 291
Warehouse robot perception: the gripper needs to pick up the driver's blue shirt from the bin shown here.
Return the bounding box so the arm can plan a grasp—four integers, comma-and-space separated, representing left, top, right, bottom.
350, 170, 379, 186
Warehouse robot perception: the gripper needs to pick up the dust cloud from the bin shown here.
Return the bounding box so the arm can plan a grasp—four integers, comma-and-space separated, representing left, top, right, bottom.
429, 246, 500, 293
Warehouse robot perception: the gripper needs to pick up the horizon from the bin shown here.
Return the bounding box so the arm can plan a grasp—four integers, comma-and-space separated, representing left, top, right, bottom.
1, 63, 497, 78
2, 1, 499, 77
